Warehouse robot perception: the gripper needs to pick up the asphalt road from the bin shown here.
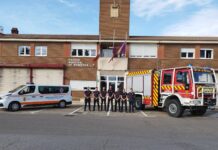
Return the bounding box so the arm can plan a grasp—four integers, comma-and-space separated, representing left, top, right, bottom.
0, 106, 218, 150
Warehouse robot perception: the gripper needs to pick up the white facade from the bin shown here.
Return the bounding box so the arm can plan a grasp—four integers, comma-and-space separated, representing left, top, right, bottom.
98, 58, 128, 71
70, 80, 97, 91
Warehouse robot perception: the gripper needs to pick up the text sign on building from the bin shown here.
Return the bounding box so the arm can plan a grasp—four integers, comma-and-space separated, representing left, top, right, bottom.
68, 58, 95, 68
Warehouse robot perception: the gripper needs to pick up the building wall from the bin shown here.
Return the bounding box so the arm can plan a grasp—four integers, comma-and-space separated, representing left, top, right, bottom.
0, 41, 97, 100
1, 41, 218, 100
161, 44, 218, 68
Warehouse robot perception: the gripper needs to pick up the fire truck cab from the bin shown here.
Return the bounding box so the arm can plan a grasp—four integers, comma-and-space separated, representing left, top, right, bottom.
126, 66, 217, 117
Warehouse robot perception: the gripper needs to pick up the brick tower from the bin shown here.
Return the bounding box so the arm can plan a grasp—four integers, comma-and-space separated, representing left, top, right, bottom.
99, 0, 130, 40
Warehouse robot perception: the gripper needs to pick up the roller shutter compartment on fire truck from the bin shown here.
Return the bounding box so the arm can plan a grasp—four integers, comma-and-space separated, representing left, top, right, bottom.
126, 70, 153, 110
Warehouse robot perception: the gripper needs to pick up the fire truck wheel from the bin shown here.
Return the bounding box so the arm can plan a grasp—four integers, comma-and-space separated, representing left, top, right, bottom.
166, 99, 184, 117
135, 96, 142, 110
190, 107, 207, 116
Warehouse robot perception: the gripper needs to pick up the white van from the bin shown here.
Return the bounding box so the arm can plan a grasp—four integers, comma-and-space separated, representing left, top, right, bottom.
0, 84, 72, 111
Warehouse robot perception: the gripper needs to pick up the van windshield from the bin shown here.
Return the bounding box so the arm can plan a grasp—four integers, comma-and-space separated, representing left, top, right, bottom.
9, 85, 25, 93
193, 72, 215, 84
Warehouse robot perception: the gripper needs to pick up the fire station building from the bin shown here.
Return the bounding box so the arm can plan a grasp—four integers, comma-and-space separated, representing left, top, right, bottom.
0, 0, 218, 101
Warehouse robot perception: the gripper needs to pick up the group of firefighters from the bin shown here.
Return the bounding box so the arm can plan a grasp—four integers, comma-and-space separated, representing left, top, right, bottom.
84, 86, 136, 113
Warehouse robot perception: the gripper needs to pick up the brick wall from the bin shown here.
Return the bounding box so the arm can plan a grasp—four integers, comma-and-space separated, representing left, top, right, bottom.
100, 0, 130, 39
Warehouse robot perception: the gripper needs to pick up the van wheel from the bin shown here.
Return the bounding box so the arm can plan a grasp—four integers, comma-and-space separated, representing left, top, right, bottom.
59, 100, 66, 108
135, 96, 142, 110
190, 107, 207, 116
8, 102, 20, 111
166, 99, 184, 118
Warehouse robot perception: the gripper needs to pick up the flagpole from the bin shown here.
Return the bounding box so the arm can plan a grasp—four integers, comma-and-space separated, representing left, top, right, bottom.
113, 29, 115, 48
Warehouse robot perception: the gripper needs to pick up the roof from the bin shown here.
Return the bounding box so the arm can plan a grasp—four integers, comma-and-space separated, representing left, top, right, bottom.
0, 34, 99, 40
1, 34, 218, 44
129, 36, 218, 42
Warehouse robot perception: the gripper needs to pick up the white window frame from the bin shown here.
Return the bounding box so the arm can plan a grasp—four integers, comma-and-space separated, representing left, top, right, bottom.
110, 4, 119, 18
100, 75, 124, 91
200, 48, 214, 59
129, 44, 158, 59
71, 49, 96, 58
18, 46, 31, 56
180, 48, 195, 59
35, 46, 47, 57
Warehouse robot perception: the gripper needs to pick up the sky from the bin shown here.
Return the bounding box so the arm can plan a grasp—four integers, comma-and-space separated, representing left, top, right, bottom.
1, 0, 218, 36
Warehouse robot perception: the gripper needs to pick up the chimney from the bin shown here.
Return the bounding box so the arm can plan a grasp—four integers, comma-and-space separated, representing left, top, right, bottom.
11, 27, 19, 34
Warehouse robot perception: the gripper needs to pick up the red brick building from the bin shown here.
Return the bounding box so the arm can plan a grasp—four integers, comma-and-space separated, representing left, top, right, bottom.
0, 0, 218, 100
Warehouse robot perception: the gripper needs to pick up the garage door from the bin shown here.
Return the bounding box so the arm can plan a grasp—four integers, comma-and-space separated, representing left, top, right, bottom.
33, 69, 63, 85
0, 68, 30, 94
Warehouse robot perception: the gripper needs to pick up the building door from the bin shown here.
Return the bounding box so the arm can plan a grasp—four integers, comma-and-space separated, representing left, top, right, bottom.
108, 82, 116, 92
33, 69, 64, 85
174, 69, 192, 98
0, 68, 30, 94
161, 70, 173, 93
100, 75, 124, 91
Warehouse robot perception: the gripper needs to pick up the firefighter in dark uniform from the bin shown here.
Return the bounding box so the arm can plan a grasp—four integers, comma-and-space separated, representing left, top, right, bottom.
93, 87, 100, 111
84, 87, 92, 111
128, 88, 135, 113
107, 86, 114, 111
100, 87, 107, 111
114, 88, 121, 112
121, 89, 128, 112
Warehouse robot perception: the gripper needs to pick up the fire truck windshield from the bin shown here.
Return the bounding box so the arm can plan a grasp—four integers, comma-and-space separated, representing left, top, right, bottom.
193, 72, 215, 84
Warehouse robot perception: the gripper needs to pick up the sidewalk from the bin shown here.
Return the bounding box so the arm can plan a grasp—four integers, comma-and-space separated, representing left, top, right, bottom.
72, 100, 218, 110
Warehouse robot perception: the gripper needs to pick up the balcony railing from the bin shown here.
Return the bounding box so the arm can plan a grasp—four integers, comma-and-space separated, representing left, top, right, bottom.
98, 57, 128, 71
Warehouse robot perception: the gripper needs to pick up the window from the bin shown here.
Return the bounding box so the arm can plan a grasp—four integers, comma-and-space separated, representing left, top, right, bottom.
194, 72, 215, 83
72, 49, 77, 56
129, 44, 158, 58
110, 4, 119, 18
180, 48, 195, 59
91, 49, 96, 57
101, 49, 113, 57
117, 77, 124, 90
35, 46, 47, 56
19, 86, 35, 95
71, 49, 96, 57
84, 49, 90, 56
71, 43, 97, 57
176, 72, 189, 84
38, 86, 69, 94
200, 49, 213, 59
163, 73, 172, 84
100, 76, 124, 91
78, 49, 83, 56
18, 46, 30, 56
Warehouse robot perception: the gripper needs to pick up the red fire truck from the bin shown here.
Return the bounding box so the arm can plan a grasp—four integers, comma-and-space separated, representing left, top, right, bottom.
126, 66, 217, 117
